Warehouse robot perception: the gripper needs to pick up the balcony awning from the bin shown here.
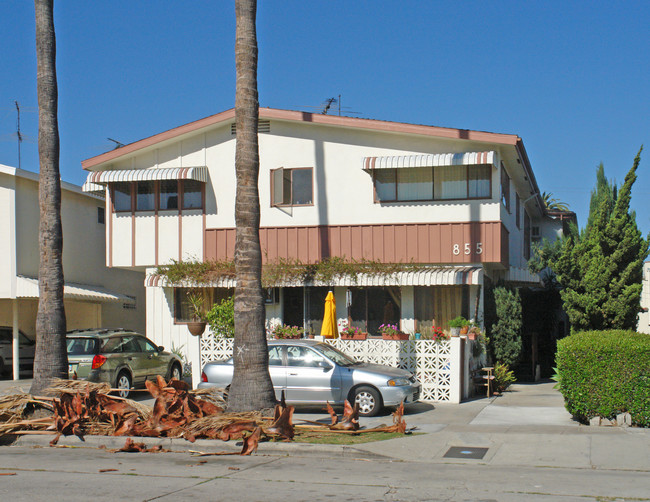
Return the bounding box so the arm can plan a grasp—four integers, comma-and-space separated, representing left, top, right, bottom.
145, 266, 482, 289
82, 166, 208, 192
363, 151, 497, 170
16, 276, 135, 303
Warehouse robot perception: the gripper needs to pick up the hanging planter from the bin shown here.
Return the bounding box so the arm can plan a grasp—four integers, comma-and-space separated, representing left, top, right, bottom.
187, 321, 206, 337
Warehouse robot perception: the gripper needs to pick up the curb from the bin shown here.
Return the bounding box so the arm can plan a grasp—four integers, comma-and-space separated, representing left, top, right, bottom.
8, 433, 387, 459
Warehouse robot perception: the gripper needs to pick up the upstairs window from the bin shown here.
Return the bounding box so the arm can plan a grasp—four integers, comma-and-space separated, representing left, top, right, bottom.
271, 167, 313, 206
524, 211, 531, 260
500, 164, 511, 212
373, 165, 490, 202
159, 180, 178, 210
136, 182, 155, 211
515, 193, 521, 229
113, 183, 132, 212
110, 180, 204, 213
182, 180, 203, 209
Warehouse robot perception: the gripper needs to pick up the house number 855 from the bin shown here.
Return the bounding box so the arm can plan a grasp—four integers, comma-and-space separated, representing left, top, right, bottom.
453, 243, 483, 255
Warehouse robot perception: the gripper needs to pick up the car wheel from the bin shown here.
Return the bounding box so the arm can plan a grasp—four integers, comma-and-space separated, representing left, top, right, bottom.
353, 385, 382, 417
116, 371, 132, 399
170, 363, 182, 381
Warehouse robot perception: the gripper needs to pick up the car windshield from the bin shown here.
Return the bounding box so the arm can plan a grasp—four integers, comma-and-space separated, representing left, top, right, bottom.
315, 343, 357, 367
66, 337, 100, 356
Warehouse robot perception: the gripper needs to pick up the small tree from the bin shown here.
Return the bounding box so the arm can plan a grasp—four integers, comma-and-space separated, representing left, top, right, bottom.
490, 287, 523, 366
553, 149, 649, 331
205, 297, 235, 338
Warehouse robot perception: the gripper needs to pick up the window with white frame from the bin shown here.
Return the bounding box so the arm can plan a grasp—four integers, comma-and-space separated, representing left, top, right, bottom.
500, 164, 511, 212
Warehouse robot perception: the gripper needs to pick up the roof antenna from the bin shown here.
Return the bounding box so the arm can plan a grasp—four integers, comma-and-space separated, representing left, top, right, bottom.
15, 101, 22, 169
321, 97, 336, 115
107, 138, 124, 149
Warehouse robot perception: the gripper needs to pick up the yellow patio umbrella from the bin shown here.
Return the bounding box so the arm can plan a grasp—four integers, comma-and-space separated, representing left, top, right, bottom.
320, 290, 339, 339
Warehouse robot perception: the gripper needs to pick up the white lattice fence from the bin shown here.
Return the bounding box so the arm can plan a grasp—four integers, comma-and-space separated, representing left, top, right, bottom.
199, 338, 453, 402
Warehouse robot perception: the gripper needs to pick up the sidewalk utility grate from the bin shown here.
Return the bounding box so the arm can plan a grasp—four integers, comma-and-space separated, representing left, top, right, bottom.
443, 446, 488, 459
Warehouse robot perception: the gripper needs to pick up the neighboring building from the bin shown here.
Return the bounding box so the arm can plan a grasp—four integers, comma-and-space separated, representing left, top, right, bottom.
0, 164, 145, 378
638, 261, 650, 334
80, 108, 565, 385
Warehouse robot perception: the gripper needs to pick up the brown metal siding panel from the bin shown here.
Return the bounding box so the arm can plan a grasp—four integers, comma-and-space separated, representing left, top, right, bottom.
203, 222, 505, 265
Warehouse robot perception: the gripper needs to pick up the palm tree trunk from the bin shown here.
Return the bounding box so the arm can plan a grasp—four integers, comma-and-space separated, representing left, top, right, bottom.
30, 0, 67, 395
227, 0, 275, 411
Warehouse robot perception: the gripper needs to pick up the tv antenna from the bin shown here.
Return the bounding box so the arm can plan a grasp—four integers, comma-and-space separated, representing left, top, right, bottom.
15, 101, 22, 169
107, 138, 124, 149
297, 95, 361, 116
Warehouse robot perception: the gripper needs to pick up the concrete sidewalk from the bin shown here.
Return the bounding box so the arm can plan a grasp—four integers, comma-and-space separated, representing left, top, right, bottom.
3, 378, 649, 472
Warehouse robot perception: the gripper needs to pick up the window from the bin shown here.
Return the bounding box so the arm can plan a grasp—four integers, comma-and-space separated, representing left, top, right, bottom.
159, 180, 178, 210
174, 287, 234, 323
414, 286, 469, 331
136, 182, 155, 211
268, 346, 284, 366
111, 180, 204, 213
515, 193, 521, 229
182, 180, 203, 209
97, 207, 105, 224
524, 211, 531, 260
113, 183, 132, 212
468, 165, 491, 198
348, 287, 401, 336
500, 164, 511, 212
374, 165, 491, 202
271, 168, 313, 206
286, 345, 326, 368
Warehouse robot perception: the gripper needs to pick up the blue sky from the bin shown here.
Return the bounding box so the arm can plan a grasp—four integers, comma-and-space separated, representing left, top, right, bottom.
1, 1, 648, 236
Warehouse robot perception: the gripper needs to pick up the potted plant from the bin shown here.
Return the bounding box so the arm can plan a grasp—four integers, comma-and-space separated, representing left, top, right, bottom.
379, 323, 409, 340
186, 290, 207, 337
340, 323, 367, 340
272, 324, 304, 339
449, 316, 469, 336
467, 325, 482, 341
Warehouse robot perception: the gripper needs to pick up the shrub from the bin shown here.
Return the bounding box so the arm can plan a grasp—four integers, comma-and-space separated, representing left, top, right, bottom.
492, 363, 516, 393
204, 297, 234, 338
489, 287, 523, 366
556, 330, 650, 426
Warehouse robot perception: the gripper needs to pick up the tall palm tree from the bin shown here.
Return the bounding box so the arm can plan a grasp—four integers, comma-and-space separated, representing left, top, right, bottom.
30, 0, 67, 395
227, 0, 276, 411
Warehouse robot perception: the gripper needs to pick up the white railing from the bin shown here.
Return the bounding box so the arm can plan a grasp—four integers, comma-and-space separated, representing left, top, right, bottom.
200, 337, 460, 402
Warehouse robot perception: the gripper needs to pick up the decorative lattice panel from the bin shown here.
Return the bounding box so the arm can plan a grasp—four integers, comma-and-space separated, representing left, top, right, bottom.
200, 337, 233, 369
199, 338, 452, 402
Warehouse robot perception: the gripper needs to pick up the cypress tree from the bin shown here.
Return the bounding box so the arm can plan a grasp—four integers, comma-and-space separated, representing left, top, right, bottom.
553, 148, 649, 331
490, 287, 523, 366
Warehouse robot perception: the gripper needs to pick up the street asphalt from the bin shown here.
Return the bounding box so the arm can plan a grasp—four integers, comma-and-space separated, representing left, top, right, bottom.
1, 377, 649, 500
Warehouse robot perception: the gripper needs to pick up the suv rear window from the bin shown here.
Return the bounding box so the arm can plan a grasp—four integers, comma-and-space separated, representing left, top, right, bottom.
66, 337, 100, 355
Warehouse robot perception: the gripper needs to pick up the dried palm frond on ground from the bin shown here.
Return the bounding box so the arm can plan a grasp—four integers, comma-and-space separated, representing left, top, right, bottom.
0, 377, 409, 455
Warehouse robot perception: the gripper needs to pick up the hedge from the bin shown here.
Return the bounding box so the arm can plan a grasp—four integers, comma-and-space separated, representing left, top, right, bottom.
556, 330, 650, 426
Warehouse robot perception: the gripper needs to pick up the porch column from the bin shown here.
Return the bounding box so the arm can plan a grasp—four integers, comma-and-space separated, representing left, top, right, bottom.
449, 336, 464, 403
12, 299, 19, 380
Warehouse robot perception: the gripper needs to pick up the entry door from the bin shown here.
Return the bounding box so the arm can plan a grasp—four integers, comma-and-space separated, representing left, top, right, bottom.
282, 287, 304, 329
284, 345, 341, 403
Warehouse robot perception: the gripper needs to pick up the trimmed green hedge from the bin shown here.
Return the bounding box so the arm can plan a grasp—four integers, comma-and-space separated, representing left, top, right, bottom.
556, 330, 650, 426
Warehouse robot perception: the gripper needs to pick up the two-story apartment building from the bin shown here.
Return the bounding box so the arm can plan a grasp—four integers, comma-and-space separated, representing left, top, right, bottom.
0, 164, 146, 378
80, 108, 563, 384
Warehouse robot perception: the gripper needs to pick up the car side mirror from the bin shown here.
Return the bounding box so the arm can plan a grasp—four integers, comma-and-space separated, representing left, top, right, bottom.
157, 345, 164, 352
318, 360, 332, 370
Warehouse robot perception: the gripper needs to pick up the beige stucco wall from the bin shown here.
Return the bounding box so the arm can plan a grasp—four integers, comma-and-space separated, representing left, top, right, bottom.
0, 166, 146, 338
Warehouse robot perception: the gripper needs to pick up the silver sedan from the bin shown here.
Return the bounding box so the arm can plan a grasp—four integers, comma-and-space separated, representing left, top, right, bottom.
198, 340, 421, 417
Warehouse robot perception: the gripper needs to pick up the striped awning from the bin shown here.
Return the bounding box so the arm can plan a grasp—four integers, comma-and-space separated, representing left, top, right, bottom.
16, 276, 135, 303
82, 167, 208, 192
363, 151, 497, 170
145, 266, 482, 289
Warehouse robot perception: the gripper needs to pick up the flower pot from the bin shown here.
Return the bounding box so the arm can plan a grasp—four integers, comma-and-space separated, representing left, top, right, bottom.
467, 332, 478, 341
382, 332, 409, 340
341, 333, 367, 340
187, 321, 206, 337
450, 327, 461, 337
460, 326, 469, 335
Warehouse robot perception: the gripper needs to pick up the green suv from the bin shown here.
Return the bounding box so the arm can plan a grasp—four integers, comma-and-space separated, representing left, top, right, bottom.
66, 329, 183, 398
